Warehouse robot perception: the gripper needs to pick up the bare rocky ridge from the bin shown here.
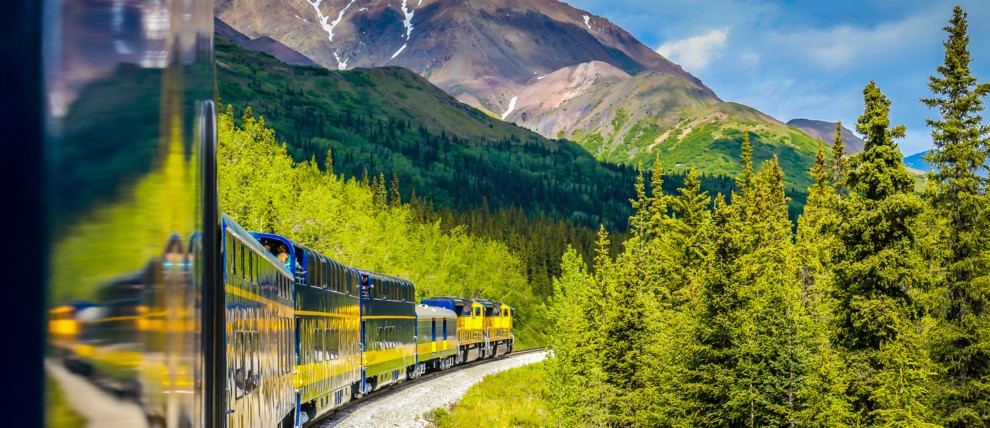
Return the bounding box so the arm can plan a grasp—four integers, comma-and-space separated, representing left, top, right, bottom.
215, 0, 715, 115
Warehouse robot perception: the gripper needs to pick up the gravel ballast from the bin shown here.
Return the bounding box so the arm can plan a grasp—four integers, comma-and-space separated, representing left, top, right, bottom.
318, 351, 547, 427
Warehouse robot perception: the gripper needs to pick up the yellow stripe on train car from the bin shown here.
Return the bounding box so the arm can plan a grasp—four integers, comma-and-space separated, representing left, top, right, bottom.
292, 354, 362, 389
362, 344, 416, 367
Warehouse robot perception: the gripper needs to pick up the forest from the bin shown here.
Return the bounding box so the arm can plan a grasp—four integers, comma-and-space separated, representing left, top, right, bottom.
543, 7, 990, 427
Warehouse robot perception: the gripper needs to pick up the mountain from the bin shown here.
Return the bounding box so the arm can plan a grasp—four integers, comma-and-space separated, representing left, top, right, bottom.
214, 0, 714, 112
215, 18, 320, 66
502, 62, 820, 188
215, 0, 823, 189
787, 119, 865, 153
215, 34, 746, 230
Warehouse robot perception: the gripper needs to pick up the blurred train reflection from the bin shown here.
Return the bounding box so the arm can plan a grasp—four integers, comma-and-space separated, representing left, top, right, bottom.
42, 0, 216, 425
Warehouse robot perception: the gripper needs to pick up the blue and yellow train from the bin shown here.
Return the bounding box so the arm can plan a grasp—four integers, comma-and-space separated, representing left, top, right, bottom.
50, 214, 515, 427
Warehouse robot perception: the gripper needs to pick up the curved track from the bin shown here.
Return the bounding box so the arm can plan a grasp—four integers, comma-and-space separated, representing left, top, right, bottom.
314, 348, 546, 427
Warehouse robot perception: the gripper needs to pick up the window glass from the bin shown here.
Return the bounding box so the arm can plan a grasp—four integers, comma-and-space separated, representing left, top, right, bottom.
235, 331, 245, 398
227, 236, 235, 275
248, 252, 254, 283
315, 328, 323, 362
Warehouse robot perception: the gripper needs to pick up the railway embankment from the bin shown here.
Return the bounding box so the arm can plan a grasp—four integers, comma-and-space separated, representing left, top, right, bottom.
318, 351, 547, 427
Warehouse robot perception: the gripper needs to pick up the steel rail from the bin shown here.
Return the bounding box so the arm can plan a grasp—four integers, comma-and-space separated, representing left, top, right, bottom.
312, 347, 546, 427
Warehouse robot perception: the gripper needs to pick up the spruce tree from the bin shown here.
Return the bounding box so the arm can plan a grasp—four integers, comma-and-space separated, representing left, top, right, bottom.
581, 226, 615, 426
921, 6, 990, 426
545, 246, 590, 427
797, 141, 854, 426
831, 121, 849, 195
832, 82, 935, 426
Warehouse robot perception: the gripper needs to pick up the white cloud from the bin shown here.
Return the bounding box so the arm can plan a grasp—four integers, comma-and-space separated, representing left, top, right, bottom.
656, 28, 729, 71
770, 14, 943, 69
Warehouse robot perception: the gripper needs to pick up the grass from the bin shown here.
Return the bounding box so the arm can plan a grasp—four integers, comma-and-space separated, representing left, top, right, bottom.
46, 375, 85, 428
427, 361, 549, 427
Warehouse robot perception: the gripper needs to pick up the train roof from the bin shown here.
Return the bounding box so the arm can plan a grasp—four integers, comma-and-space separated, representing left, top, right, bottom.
425, 296, 468, 305
415, 304, 457, 320
354, 268, 414, 285
472, 299, 498, 309
222, 214, 292, 277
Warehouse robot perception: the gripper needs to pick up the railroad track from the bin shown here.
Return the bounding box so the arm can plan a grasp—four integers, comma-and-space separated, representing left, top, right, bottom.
314, 347, 546, 427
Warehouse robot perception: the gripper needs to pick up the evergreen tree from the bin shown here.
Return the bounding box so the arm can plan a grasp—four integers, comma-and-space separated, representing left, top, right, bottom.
545, 246, 590, 427
667, 169, 712, 303
832, 122, 849, 195
832, 82, 936, 426
390, 173, 401, 207
921, 6, 990, 427
580, 226, 616, 426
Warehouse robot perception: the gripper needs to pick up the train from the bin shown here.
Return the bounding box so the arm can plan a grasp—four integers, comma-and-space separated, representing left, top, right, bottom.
13, 0, 518, 426
49, 215, 514, 427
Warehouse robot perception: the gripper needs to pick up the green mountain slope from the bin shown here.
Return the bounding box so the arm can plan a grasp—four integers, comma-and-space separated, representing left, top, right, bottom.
216, 35, 740, 230
507, 65, 820, 190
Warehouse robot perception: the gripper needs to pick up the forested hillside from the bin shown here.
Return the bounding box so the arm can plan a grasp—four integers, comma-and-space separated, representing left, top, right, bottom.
542, 8, 990, 427
217, 105, 555, 346
215, 35, 750, 231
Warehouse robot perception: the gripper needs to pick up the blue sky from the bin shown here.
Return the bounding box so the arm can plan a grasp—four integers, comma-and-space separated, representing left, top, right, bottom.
565, 0, 990, 155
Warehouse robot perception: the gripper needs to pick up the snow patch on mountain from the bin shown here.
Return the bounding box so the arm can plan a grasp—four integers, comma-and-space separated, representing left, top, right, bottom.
537, 75, 548, 80
399, 0, 415, 40
307, 0, 356, 42
333, 51, 348, 70
501, 96, 518, 120
295, 14, 309, 23
391, 44, 407, 59
583, 15, 591, 29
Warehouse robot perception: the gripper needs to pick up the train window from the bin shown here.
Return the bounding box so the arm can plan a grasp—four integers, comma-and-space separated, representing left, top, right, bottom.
327, 263, 334, 292
245, 248, 257, 282
280, 318, 286, 373
475, 307, 481, 317
320, 263, 331, 290
250, 331, 258, 387
443, 320, 447, 340
285, 318, 291, 373
235, 331, 245, 398
328, 325, 338, 360
295, 317, 301, 365
237, 242, 247, 278
314, 328, 323, 362
227, 238, 235, 276
432, 320, 436, 341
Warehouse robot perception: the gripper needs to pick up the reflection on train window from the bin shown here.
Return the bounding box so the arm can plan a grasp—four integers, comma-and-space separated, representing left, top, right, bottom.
235, 330, 245, 399
443, 320, 447, 340
227, 238, 235, 276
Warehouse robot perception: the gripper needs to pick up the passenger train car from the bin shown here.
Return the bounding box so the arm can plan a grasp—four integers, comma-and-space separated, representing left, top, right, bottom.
23, 0, 515, 424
